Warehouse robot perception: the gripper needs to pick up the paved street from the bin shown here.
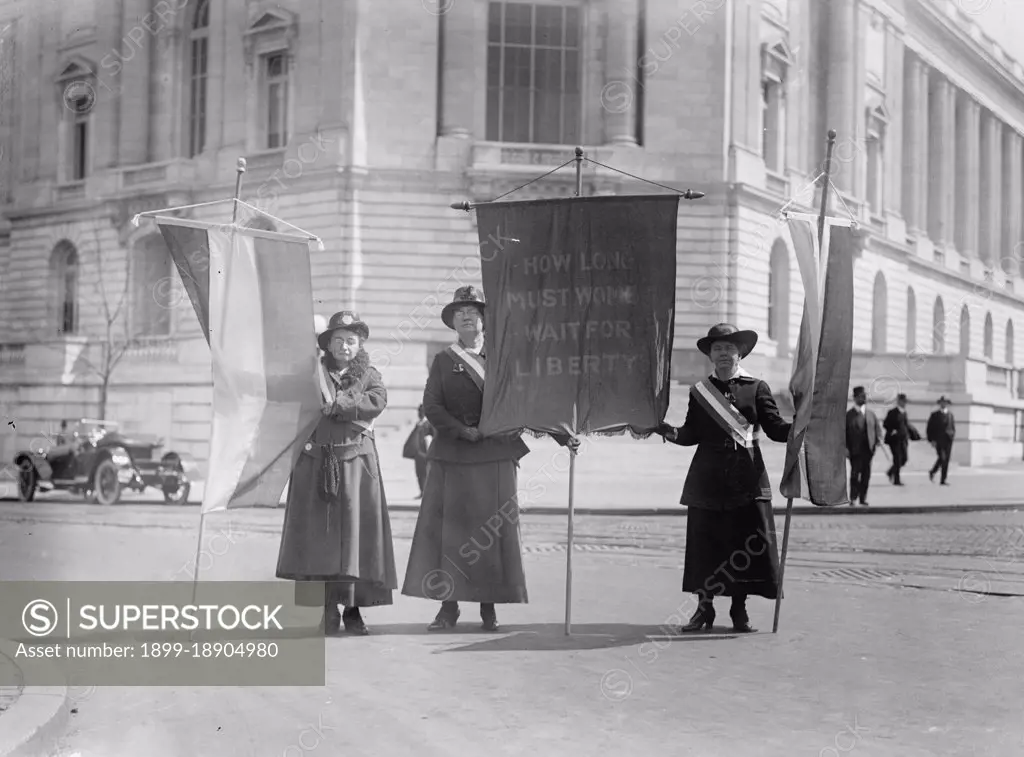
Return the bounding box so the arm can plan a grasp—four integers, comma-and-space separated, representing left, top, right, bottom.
1, 503, 1024, 756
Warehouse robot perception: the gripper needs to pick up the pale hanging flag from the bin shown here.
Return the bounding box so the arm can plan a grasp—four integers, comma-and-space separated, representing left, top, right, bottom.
155, 219, 321, 513
779, 213, 857, 506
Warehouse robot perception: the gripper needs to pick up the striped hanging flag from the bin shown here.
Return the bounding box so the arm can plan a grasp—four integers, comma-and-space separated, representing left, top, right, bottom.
779, 213, 857, 506
156, 219, 322, 514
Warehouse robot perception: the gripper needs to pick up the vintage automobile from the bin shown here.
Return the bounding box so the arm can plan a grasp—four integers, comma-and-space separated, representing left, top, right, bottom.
14, 419, 196, 506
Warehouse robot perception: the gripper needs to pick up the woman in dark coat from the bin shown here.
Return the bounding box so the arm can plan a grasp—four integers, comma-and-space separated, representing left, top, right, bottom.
402, 285, 576, 632
276, 311, 398, 635
656, 323, 792, 634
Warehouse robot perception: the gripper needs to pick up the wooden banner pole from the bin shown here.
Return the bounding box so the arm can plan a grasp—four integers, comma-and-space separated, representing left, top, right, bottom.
563, 147, 585, 636
191, 158, 247, 617
773, 129, 837, 634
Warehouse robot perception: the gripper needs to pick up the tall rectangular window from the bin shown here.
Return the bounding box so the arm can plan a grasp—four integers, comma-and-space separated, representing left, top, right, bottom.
72, 112, 88, 181
485, 2, 581, 145
189, 37, 208, 156
264, 52, 289, 149
761, 79, 783, 172
189, 0, 210, 157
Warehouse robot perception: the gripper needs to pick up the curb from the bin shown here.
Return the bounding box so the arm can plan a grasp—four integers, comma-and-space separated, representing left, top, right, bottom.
386, 502, 1024, 517
0, 641, 69, 757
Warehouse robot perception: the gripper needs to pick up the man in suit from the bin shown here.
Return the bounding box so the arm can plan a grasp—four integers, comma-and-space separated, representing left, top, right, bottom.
845, 386, 882, 505
883, 393, 921, 486
926, 396, 956, 485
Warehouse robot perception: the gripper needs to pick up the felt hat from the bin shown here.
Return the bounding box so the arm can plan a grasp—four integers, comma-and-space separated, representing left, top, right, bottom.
696, 323, 758, 359
937, 395, 952, 405
441, 286, 486, 330
317, 310, 369, 351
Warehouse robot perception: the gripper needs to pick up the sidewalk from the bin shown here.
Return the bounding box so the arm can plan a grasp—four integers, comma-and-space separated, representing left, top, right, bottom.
11, 430, 1024, 516
0, 642, 68, 757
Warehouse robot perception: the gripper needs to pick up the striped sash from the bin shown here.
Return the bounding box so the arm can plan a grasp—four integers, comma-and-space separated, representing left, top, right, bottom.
447, 343, 485, 394
317, 361, 374, 433
690, 377, 759, 448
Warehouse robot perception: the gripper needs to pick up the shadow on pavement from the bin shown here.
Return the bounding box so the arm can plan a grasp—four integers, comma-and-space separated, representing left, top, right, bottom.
346, 622, 745, 651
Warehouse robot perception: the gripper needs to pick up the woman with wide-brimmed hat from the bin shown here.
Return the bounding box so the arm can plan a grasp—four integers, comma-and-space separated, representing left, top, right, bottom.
656, 323, 792, 633
277, 311, 398, 635
402, 285, 576, 632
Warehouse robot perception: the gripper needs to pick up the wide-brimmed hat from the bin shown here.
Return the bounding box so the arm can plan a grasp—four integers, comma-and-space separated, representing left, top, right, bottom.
317, 310, 369, 351
696, 323, 758, 358
442, 286, 486, 330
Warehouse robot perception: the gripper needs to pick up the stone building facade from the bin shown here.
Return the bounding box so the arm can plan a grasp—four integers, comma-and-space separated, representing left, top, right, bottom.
0, 0, 1023, 469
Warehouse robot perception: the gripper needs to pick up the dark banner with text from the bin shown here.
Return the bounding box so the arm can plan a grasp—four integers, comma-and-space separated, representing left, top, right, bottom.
475, 195, 679, 438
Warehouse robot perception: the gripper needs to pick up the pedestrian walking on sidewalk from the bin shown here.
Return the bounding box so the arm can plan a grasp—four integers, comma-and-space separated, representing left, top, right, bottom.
883, 393, 920, 486
401, 286, 577, 632
277, 311, 398, 636
656, 323, 792, 634
402, 405, 434, 498
927, 396, 956, 485
845, 386, 882, 505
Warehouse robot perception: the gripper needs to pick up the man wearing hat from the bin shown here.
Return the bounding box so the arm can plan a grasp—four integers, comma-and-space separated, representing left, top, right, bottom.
926, 396, 956, 485
656, 323, 792, 634
845, 386, 882, 505
883, 393, 921, 486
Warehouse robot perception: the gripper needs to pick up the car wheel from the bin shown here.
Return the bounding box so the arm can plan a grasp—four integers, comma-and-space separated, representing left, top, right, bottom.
92, 460, 122, 505
18, 463, 36, 502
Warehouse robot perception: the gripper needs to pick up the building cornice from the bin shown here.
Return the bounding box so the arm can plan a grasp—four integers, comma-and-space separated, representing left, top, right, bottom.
907, 0, 1024, 134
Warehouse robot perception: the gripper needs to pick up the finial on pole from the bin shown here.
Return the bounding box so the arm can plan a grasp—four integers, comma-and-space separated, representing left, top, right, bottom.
232, 158, 247, 224
573, 147, 584, 197
450, 201, 473, 211
682, 189, 705, 200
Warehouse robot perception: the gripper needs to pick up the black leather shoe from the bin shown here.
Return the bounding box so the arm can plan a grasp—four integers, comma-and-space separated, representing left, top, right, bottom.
322, 603, 342, 635
428, 605, 460, 631
342, 607, 369, 636
480, 603, 500, 632
679, 604, 715, 632
729, 600, 757, 633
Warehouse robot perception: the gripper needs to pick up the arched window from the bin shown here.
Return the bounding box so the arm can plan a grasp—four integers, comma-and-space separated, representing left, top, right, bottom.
906, 287, 917, 353
766, 240, 790, 354
984, 312, 994, 360
131, 235, 173, 338
932, 297, 946, 354
959, 305, 971, 357
871, 272, 887, 352
51, 240, 79, 335
188, 0, 210, 157
1006, 319, 1015, 365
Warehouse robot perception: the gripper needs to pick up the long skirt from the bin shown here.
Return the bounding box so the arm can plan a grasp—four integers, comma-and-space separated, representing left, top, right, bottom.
682, 498, 781, 600
277, 446, 398, 609
402, 459, 528, 604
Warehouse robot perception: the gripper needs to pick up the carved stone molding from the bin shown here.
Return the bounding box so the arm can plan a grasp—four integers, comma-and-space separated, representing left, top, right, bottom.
242, 6, 298, 68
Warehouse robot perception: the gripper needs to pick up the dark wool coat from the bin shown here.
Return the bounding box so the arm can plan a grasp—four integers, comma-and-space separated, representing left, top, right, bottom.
846, 407, 882, 458
665, 373, 792, 510
883, 407, 921, 454
423, 348, 529, 464
276, 350, 397, 606
926, 409, 956, 445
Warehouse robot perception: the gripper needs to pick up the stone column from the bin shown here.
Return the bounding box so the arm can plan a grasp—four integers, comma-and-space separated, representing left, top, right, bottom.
927, 76, 956, 246
438, 0, 478, 138
901, 56, 926, 231
117, 0, 151, 165
148, 25, 180, 162
603, 0, 639, 145
980, 112, 1003, 267
955, 96, 980, 258
1001, 129, 1022, 270
826, 0, 858, 194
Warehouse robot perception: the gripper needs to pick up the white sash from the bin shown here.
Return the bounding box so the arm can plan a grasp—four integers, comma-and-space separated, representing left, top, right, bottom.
448, 343, 486, 391
690, 376, 759, 448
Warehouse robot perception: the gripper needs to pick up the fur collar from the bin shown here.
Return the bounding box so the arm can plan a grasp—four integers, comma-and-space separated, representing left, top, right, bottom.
323, 349, 373, 385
